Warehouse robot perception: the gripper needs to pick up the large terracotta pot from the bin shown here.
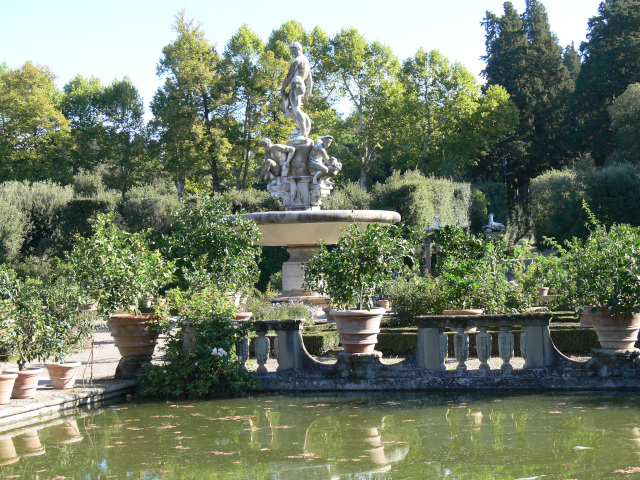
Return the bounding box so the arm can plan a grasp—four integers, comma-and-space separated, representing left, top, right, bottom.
331, 307, 385, 353
589, 308, 640, 350
46, 362, 81, 389
0, 372, 17, 404
579, 306, 596, 329
5, 367, 42, 399
108, 313, 159, 357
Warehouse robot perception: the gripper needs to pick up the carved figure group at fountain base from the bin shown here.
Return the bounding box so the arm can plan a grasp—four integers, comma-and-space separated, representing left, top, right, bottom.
256, 135, 342, 211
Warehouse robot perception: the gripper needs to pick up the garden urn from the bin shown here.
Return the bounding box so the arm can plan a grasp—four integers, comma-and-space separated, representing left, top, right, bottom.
331, 307, 385, 353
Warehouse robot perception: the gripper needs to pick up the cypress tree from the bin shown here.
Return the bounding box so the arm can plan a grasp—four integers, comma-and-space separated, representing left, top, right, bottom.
573, 0, 640, 163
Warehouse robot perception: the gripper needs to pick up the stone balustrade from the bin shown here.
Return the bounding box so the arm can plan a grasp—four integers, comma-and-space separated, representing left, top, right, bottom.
239, 314, 640, 392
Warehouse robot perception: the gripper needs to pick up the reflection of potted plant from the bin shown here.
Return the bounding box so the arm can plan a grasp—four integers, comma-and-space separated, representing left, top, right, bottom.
69, 213, 175, 362
303, 223, 411, 353
550, 210, 640, 349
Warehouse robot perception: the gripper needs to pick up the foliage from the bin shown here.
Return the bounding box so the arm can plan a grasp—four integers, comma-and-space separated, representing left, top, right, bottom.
0, 180, 74, 259
0, 197, 26, 263
483, 0, 574, 199
160, 286, 238, 322
165, 196, 261, 293
116, 195, 180, 239
609, 83, 640, 163
322, 181, 372, 210
371, 169, 471, 232
0, 265, 93, 369
215, 187, 282, 213
548, 205, 640, 314
469, 189, 490, 234
385, 275, 444, 327
574, 0, 640, 162
514, 250, 569, 299
0, 62, 72, 183
67, 212, 175, 322
139, 306, 255, 398
303, 223, 412, 310
472, 182, 508, 229
430, 226, 532, 313
246, 297, 321, 325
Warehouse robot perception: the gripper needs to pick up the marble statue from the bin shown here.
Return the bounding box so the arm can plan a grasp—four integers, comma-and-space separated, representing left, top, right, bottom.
257, 138, 296, 185
281, 41, 313, 138
483, 213, 506, 233
308, 135, 342, 185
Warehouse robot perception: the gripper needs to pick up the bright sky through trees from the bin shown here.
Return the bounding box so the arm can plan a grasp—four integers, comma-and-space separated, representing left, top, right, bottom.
1, 0, 602, 118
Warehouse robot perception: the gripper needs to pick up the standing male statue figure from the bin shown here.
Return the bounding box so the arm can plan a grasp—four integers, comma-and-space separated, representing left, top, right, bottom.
281, 41, 313, 138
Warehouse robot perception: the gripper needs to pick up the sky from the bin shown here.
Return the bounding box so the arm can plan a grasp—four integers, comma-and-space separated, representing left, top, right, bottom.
1, 0, 603, 118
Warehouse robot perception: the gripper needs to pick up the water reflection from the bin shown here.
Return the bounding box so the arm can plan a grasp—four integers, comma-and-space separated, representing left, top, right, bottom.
0, 392, 639, 478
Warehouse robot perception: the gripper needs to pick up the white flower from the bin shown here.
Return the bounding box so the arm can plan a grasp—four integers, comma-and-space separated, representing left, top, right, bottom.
162, 369, 167, 374
194, 362, 198, 366
211, 348, 219, 356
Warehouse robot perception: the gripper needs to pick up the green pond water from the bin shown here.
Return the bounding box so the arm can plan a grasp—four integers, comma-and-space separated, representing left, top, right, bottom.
2, 391, 640, 479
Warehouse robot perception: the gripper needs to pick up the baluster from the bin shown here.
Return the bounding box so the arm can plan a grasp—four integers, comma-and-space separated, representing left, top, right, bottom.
454, 327, 469, 372
476, 326, 492, 372
520, 331, 527, 362
255, 331, 270, 374
236, 337, 249, 371
439, 328, 448, 371
498, 326, 514, 370
274, 336, 280, 360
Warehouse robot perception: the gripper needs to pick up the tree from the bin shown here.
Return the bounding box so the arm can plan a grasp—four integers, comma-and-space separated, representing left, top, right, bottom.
60, 75, 106, 174
573, 0, 640, 163
326, 29, 400, 190
398, 49, 481, 173
0, 62, 71, 183
151, 11, 231, 196
609, 83, 640, 162
101, 77, 150, 198
482, 0, 573, 201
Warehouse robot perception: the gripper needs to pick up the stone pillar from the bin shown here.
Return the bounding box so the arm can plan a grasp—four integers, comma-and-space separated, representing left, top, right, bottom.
417, 327, 441, 370
476, 326, 492, 372
498, 327, 514, 370
281, 246, 319, 297
255, 331, 270, 375
236, 337, 250, 371
454, 327, 469, 372
439, 328, 448, 370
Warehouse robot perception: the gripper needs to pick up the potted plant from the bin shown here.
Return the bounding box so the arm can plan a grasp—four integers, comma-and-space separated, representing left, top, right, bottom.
551, 210, 640, 350
41, 276, 94, 389
68, 213, 175, 365
303, 223, 411, 353
165, 197, 261, 299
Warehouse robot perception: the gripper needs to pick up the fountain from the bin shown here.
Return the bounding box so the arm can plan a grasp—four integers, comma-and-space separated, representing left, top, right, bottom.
244, 41, 400, 303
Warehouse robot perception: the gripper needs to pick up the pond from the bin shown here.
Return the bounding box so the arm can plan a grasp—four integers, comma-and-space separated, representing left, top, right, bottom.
2, 391, 640, 479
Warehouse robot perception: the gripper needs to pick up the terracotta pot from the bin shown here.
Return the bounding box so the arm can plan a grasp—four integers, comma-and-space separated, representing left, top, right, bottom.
323, 306, 335, 323
13, 430, 45, 457
235, 311, 253, 321
0, 437, 18, 466
46, 362, 81, 389
48, 421, 83, 444
108, 313, 159, 357
379, 299, 392, 310
588, 308, 640, 350
331, 307, 385, 353
0, 372, 17, 404
443, 309, 483, 333
579, 306, 596, 329
6, 367, 42, 399
537, 287, 550, 296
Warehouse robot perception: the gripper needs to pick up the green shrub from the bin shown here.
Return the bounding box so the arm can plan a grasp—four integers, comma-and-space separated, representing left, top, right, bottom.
588, 162, 640, 226
302, 331, 340, 355
323, 181, 373, 210
474, 182, 507, 225
530, 168, 589, 244
0, 180, 73, 257
215, 187, 282, 213
116, 195, 180, 238
385, 276, 443, 327
0, 198, 26, 263
52, 198, 116, 254
370, 170, 471, 232
72, 169, 108, 198
469, 189, 489, 234
246, 298, 322, 325
139, 310, 256, 398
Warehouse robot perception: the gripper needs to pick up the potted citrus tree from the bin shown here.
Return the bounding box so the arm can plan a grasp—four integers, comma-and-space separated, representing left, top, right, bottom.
303, 223, 411, 353
551, 210, 640, 350
68, 213, 175, 370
